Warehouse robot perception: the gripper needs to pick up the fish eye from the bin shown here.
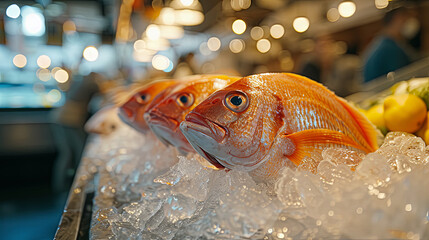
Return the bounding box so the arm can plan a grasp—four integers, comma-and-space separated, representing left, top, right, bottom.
176, 93, 194, 108
136, 93, 150, 104
224, 91, 249, 113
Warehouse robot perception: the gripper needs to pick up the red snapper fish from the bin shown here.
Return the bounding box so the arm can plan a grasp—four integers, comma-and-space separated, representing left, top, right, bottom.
144, 75, 241, 154
180, 73, 379, 180
119, 79, 178, 133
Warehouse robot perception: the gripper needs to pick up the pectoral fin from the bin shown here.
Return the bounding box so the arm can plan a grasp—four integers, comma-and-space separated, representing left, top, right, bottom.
281, 129, 367, 165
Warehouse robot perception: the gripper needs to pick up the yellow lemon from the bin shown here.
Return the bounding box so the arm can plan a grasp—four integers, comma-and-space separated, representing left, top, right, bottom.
416, 112, 429, 144
365, 104, 385, 128
383, 94, 427, 133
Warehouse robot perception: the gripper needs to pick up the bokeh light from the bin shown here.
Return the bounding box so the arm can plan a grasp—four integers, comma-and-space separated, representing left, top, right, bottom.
144, 38, 170, 51
51, 67, 61, 75
293, 17, 310, 33
375, 0, 389, 9
22, 10, 45, 36
159, 25, 184, 39
133, 52, 153, 62
37, 55, 51, 69
239, 0, 251, 9
133, 40, 146, 51
180, 0, 194, 7
6, 4, 20, 19
231, 0, 251, 11
146, 24, 161, 40
63, 20, 76, 33
207, 37, 221, 51
83, 46, 99, 62
250, 26, 264, 40
54, 69, 69, 83
231, 0, 241, 11
37, 68, 51, 82
229, 39, 245, 53
174, 9, 204, 26
327, 8, 340, 22
13, 54, 27, 68
199, 42, 211, 56
159, 7, 176, 25
338, 1, 356, 18
164, 61, 174, 73
232, 19, 246, 35
256, 39, 271, 53
152, 55, 171, 70
47, 89, 62, 103
270, 24, 285, 39
335, 41, 348, 55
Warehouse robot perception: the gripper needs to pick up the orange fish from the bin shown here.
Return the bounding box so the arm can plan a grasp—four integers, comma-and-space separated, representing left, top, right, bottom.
180, 73, 379, 180
144, 75, 241, 153
119, 79, 178, 133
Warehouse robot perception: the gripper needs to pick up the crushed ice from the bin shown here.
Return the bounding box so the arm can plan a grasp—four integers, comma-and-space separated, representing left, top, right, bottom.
86, 125, 429, 239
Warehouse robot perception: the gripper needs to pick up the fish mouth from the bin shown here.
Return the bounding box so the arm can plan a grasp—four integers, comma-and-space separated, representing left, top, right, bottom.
119, 105, 135, 122
148, 123, 174, 147
180, 120, 227, 169
181, 119, 265, 170
144, 110, 179, 130
197, 146, 225, 170
184, 112, 227, 143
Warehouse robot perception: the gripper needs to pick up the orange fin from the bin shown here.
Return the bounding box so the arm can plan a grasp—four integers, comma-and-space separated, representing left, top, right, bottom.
337, 98, 379, 151
282, 129, 369, 165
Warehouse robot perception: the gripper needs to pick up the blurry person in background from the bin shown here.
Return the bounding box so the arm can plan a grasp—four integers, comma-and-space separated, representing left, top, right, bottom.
297, 35, 336, 84
327, 44, 363, 97
363, 6, 420, 83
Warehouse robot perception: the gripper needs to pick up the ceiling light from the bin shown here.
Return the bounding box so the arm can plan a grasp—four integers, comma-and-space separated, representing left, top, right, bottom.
232, 19, 246, 35
338, 1, 356, 18
270, 24, 285, 39
256, 39, 271, 53
6, 4, 20, 19
327, 8, 340, 22
13, 54, 27, 68
207, 37, 221, 51
375, 0, 389, 9
293, 17, 310, 33
152, 55, 171, 70
229, 39, 245, 53
83, 46, 99, 62
146, 24, 161, 40
251, 26, 264, 40
37, 55, 51, 69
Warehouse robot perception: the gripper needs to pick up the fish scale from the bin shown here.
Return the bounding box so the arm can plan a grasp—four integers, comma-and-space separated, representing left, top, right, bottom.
180, 73, 380, 181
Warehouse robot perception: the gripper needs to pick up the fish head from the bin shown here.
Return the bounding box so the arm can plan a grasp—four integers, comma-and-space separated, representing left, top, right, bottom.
118, 80, 176, 133
145, 76, 238, 153
180, 75, 286, 171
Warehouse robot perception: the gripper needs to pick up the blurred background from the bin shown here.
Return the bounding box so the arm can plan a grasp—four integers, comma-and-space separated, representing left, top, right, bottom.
0, 0, 428, 239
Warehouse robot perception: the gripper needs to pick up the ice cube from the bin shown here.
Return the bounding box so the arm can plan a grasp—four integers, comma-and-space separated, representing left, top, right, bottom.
164, 194, 198, 223
274, 168, 305, 211
355, 152, 392, 187
321, 147, 365, 170
382, 132, 415, 147
297, 152, 323, 173
317, 160, 353, 187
